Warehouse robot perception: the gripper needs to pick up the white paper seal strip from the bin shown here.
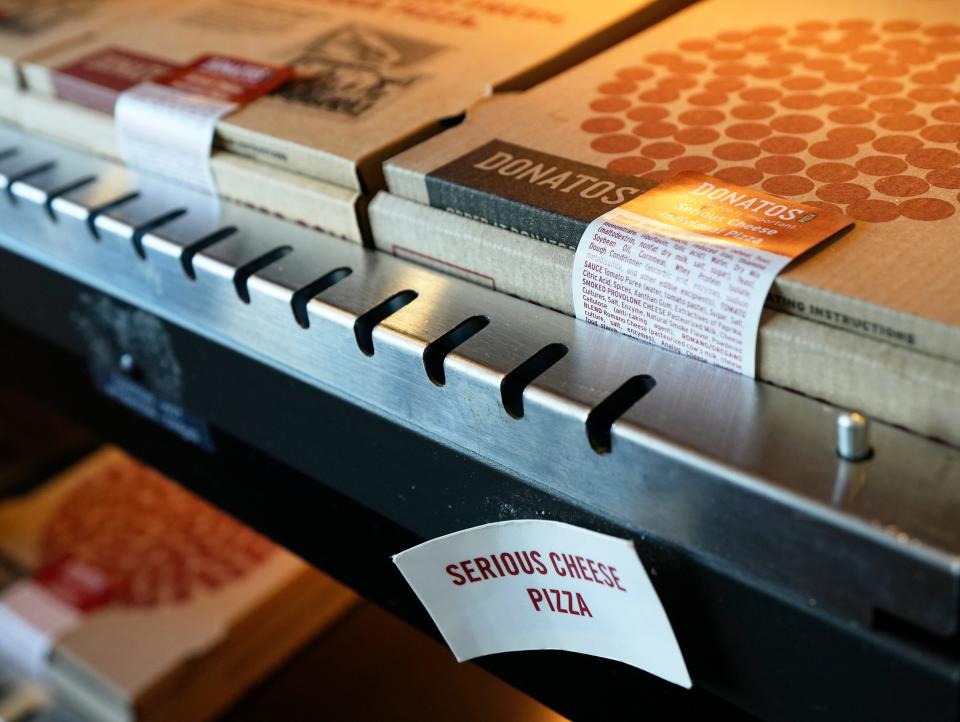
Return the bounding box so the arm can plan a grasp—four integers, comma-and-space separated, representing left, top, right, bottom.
393, 519, 691, 688
113, 55, 292, 194
0, 581, 80, 677
572, 172, 852, 377
115, 82, 236, 194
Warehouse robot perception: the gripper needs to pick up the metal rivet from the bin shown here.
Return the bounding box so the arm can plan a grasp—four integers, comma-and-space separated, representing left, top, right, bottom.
837, 411, 872, 462
118, 353, 139, 379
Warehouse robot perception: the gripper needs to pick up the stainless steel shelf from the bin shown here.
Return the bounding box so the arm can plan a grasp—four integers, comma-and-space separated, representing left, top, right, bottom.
1, 124, 959, 719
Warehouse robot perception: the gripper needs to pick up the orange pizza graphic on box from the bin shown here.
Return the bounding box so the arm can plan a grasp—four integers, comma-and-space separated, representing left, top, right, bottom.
38, 456, 274, 608
583, 18, 960, 223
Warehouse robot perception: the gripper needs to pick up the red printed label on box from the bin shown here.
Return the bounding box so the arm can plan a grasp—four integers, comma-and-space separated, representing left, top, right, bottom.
53, 47, 179, 113
34, 558, 113, 614
53, 50, 292, 114
156, 54, 294, 105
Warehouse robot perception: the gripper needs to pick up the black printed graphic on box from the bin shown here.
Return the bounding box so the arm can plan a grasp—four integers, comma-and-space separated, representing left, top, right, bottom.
278, 24, 444, 117
426, 140, 655, 248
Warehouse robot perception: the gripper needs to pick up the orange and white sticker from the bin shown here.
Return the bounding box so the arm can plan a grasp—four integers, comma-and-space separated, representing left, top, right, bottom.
572, 172, 852, 376
115, 83, 235, 192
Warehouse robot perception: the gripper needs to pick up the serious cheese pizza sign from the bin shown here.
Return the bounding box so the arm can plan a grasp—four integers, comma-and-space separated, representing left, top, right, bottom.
393, 519, 690, 687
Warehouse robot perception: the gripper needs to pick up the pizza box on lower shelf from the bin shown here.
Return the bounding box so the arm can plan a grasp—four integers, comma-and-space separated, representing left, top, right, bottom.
369, 191, 960, 447
384, 0, 960, 367
0, 447, 358, 722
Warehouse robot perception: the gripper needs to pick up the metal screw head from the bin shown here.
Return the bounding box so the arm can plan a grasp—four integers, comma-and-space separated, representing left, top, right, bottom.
837, 411, 872, 462
118, 353, 139, 379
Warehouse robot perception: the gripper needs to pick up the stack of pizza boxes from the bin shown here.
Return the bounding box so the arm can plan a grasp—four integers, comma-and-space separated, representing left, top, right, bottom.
0, 447, 357, 722
4, 0, 689, 239
373, 0, 960, 445
6, 0, 958, 444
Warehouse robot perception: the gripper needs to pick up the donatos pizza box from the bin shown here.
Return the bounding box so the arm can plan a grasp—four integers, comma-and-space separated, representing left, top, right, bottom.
384, 0, 960, 370
0, 447, 358, 722
18, 0, 690, 195
370, 192, 960, 447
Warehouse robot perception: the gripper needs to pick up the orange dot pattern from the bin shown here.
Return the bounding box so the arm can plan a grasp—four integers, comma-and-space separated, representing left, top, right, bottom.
41, 457, 274, 607
582, 19, 960, 222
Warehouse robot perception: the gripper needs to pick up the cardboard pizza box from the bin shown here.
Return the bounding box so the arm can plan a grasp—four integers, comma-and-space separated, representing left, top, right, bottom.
0, 447, 358, 722
384, 0, 960, 368
369, 190, 960, 447
17, 0, 693, 194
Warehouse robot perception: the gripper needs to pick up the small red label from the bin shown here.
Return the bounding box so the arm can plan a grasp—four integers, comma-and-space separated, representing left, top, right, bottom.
53, 47, 180, 114
34, 558, 114, 613
156, 54, 294, 105
53, 49, 292, 113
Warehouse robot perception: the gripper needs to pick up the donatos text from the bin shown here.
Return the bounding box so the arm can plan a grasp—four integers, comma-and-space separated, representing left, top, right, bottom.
474, 151, 640, 206
691, 181, 813, 221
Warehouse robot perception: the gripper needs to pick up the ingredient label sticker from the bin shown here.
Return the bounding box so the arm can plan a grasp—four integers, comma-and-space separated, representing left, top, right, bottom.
392, 520, 690, 688
572, 172, 852, 376
115, 82, 235, 192
115, 55, 292, 193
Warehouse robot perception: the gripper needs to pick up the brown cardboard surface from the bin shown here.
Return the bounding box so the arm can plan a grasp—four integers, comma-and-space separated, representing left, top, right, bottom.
218, 603, 570, 722
0, 447, 357, 722
0, 0, 160, 87
385, 0, 960, 364
18, 0, 688, 191
369, 191, 960, 447
15, 93, 364, 240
